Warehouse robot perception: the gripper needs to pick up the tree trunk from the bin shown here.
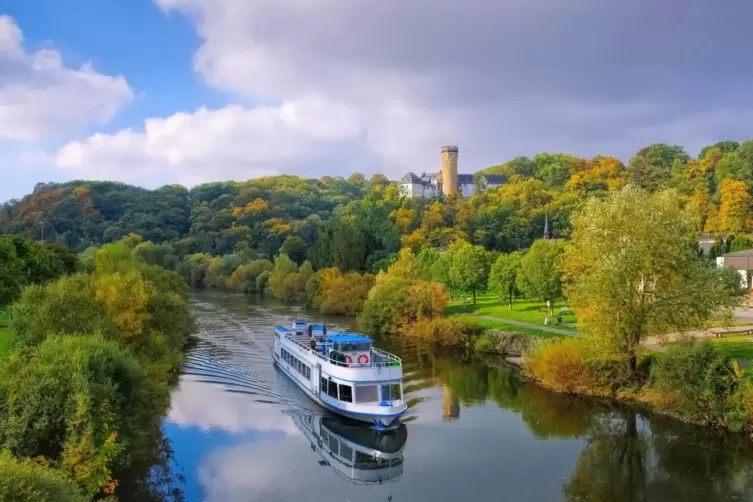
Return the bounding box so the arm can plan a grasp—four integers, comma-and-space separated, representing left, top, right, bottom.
472, 290, 477, 305
627, 350, 638, 379
508, 285, 513, 310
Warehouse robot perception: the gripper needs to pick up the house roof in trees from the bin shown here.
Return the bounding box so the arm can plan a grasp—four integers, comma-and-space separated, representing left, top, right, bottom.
400, 172, 423, 184
480, 174, 507, 185
458, 174, 474, 184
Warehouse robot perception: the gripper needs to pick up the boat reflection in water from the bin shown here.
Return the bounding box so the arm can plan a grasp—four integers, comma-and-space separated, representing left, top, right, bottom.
291, 412, 408, 485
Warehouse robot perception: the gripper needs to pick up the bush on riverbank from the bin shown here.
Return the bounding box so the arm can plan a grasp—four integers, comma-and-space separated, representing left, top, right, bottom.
0, 452, 87, 502
306, 267, 375, 315
647, 342, 745, 430
0, 335, 163, 497
0, 237, 195, 498
524, 337, 753, 432
475, 330, 540, 356
10, 253, 194, 380
407, 317, 482, 348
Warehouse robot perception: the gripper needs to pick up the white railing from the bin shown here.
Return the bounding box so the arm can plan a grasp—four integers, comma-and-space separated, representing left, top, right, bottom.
279, 330, 402, 369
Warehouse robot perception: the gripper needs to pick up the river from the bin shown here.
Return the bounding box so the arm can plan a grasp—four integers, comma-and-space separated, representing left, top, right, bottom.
141, 291, 753, 501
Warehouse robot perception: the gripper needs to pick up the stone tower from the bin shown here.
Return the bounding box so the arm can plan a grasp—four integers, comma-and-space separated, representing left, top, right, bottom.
441, 145, 459, 196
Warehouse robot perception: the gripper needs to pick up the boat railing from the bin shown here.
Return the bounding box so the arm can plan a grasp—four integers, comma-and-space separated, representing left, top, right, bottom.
283, 333, 402, 369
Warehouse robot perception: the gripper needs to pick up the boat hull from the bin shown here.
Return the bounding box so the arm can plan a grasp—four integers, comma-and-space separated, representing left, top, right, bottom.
274, 354, 407, 429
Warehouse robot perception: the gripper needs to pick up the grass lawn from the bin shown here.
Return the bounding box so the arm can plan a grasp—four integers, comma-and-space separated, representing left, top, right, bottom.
0, 328, 14, 357
453, 314, 564, 339
709, 335, 753, 362
0, 310, 13, 357
446, 293, 578, 331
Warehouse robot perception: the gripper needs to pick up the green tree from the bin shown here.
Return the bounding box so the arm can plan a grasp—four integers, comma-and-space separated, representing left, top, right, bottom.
415, 248, 440, 280
450, 242, 490, 304
562, 185, 744, 375
488, 251, 522, 309
280, 235, 308, 265
0, 238, 22, 306
518, 239, 564, 312
268, 254, 298, 298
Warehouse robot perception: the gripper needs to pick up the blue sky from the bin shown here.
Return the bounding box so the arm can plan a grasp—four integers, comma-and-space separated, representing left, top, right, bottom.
2, 0, 753, 202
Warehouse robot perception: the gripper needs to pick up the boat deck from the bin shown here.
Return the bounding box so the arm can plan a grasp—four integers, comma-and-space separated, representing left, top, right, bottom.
274, 326, 402, 369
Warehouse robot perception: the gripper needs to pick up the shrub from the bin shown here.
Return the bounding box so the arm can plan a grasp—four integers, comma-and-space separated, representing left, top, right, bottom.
482, 330, 539, 356
523, 338, 600, 394
648, 342, 742, 427
406, 317, 481, 348
0, 452, 86, 502
474, 333, 497, 353
0, 336, 164, 497
358, 278, 447, 334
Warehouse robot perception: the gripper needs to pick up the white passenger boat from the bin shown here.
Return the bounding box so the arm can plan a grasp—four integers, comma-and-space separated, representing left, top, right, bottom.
273, 320, 407, 429
291, 412, 407, 484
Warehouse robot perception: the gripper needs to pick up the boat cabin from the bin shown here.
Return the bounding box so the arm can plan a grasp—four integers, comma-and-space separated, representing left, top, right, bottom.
327, 333, 373, 366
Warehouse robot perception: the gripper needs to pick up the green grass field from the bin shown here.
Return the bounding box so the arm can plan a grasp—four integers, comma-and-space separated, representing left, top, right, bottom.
0, 310, 13, 357
709, 335, 753, 362
445, 293, 578, 330
453, 314, 564, 339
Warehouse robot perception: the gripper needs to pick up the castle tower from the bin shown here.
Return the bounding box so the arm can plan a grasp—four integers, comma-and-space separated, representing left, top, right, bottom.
441, 145, 459, 196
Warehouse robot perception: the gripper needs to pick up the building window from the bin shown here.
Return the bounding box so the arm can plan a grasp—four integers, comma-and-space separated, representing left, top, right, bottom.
339, 384, 353, 403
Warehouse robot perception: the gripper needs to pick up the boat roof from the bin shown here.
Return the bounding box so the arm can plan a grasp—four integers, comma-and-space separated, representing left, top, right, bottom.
326, 333, 373, 344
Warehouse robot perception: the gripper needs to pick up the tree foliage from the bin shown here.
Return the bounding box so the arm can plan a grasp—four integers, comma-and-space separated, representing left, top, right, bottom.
488, 251, 522, 309
562, 185, 744, 374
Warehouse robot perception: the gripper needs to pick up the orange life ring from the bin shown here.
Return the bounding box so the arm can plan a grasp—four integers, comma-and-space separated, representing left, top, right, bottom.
345, 355, 353, 364
358, 354, 369, 364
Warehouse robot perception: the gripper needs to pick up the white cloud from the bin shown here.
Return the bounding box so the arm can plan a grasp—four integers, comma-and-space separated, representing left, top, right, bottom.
167, 376, 303, 435
0, 15, 132, 141
46, 0, 753, 186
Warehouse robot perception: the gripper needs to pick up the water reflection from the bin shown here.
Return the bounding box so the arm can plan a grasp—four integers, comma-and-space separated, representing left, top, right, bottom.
291, 412, 407, 485
123, 292, 753, 502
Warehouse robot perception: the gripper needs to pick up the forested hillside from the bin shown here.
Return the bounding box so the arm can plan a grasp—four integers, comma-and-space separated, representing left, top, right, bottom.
3, 140, 753, 272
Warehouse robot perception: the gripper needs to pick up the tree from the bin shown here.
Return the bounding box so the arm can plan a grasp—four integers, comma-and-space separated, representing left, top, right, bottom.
280, 235, 308, 265
450, 242, 490, 304
268, 254, 298, 299
430, 250, 454, 297
415, 248, 440, 280
719, 179, 753, 233
518, 239, 564, 312
488, 251, 522, 309
0, 238, 22, 306
562, 185, 744, 375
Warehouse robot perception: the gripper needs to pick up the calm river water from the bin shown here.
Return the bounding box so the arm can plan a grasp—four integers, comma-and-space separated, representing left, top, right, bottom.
148, 291, 753, 501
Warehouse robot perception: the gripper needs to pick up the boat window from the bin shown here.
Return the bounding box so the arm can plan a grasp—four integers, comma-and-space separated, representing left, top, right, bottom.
327, 379, 338, 399
354, 385, 378, 403
340, 443, 354, 462
380, 383, 402, 401
355, 451, 379, 467
328, 434, 339, 455
306, 366, 311, 379
339, 384, 353, 403
320, 377, 328, 393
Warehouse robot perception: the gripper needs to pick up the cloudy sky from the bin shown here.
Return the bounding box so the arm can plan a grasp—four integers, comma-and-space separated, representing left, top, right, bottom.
2, 0, 753, 201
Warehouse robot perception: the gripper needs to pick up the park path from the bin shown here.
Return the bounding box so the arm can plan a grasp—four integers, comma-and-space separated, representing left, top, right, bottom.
472, 314, 753, 350
471, 314, 582, 337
